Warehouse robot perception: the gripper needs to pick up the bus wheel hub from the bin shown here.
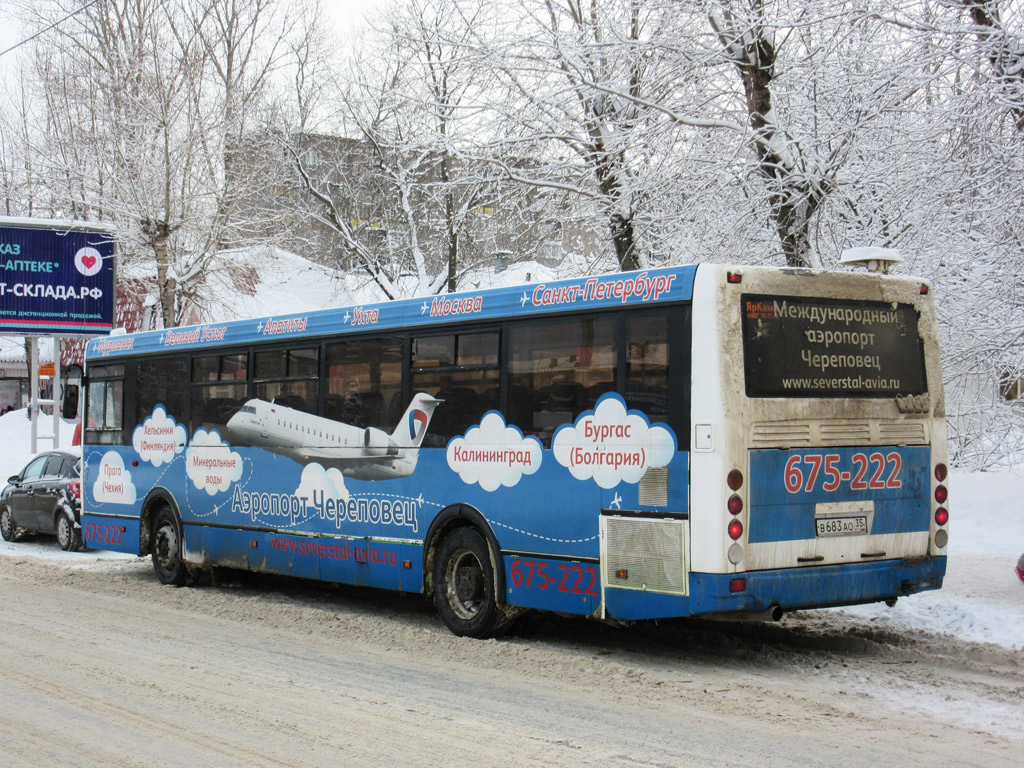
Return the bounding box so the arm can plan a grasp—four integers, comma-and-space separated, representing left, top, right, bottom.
455, 564, 482, 603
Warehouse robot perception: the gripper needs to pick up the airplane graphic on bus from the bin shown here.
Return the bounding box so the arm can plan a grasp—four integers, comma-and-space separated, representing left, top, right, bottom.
226, 392, 442, 481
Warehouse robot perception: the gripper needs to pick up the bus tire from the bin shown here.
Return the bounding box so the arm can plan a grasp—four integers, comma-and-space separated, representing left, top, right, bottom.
433, 527, 512, 639
151, 504, 188, 587
56, 510, 82, 552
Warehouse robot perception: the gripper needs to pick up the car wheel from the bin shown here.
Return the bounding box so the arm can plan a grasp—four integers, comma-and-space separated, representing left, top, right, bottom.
56, 510, 83, 552
1, 504, 22, 542
433, 527, 514, 638
151, 504, 188, 587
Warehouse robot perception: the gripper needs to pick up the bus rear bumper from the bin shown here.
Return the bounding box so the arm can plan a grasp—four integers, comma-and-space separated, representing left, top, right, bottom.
689, 556, 947, 616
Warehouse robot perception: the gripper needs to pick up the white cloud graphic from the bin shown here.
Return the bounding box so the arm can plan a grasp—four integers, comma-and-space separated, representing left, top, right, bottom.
185, 429, 243, 495
92, 451, 137, 505
132, 406, 186, 467
552, 394, 675, 489
295, 463, 349, 527
447, 411, 543, 492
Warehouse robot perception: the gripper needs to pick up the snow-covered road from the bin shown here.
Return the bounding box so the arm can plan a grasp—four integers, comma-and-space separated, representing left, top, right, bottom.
0, 551, 1020, 767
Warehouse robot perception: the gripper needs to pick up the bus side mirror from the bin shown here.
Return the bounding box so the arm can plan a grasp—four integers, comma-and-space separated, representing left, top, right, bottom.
62, 384, 80, 420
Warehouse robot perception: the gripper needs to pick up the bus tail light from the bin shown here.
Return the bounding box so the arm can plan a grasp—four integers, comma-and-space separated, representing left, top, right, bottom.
935, 508, 948, 526
728, 543, 743, 565
727, 495, 743, 515
934, 463, 947, 481
727, 271, 742, 284
920, 284, 929, 295
727, 469, 743, 490
728, 519, 743, 540
935, 485, 948, 504
729, 578, 746, 593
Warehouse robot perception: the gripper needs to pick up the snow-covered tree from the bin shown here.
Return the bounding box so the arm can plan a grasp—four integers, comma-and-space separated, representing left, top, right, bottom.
7, 0, 302, 327
285, 0, 536, 298
466, 0, 697, 271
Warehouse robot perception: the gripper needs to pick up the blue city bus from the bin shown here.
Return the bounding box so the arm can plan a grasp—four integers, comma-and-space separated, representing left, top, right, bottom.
81, 264, 948, 637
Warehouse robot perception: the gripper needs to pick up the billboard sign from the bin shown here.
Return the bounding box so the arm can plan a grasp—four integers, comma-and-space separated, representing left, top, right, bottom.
0, 219, 116, 336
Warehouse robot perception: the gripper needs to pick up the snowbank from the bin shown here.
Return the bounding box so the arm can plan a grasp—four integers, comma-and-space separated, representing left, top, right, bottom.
826, 468, 1024, 649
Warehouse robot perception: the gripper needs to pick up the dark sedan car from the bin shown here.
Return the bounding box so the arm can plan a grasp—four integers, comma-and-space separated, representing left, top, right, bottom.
1, 449, 83, 551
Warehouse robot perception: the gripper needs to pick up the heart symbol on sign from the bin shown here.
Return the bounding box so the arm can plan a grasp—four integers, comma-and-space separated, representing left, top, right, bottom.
82, 255, 97, 269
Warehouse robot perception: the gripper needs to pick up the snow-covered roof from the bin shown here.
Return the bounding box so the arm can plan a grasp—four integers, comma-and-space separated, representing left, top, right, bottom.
196, 246, 351, 323
3, 247, 611, 365
460, 259, 559, 292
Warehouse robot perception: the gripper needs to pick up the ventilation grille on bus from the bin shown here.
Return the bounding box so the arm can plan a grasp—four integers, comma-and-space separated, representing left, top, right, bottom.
603, 517, 687, 595
638, 467, 669, 507
751, 423, 812, 447
751, 420, 929, 448
878, 421, 928, 445
819, 423, 871, 444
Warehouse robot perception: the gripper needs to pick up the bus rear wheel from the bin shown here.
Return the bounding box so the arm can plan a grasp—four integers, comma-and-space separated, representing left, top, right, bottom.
433, 528, 512, 638
151, 505, 188, 587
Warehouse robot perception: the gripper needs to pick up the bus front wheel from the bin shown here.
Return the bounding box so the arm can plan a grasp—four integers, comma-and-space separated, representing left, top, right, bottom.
433, 527, 512, 638
151, 505, 188, 587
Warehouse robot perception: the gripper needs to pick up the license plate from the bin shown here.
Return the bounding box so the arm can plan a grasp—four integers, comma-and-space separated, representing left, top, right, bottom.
815, 515, 868, 537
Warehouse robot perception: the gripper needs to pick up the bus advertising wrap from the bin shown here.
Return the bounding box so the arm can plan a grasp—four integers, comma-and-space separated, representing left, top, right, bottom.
72, 265, 947, 636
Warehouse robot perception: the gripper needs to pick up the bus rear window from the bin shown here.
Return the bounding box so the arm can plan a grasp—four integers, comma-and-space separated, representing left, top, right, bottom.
742, 294, 927, 398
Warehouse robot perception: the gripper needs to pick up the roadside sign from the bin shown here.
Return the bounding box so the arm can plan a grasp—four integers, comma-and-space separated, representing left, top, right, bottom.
0, 218, 116, 336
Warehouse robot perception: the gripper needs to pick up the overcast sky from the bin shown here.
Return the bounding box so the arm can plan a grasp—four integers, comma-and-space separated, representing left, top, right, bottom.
0, 0, 384, 66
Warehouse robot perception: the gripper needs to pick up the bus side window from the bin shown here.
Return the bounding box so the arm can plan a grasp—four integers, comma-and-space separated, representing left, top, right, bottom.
509, 316, 616, 447
85, 364, 125, 446
626, 314, 670, 425
191, 353, 248, 432
325, 337, 403, 429
136, 356, 188, 425
254, 347, 319, 415
625, 306, 690, 448
411, 331, 500, 446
